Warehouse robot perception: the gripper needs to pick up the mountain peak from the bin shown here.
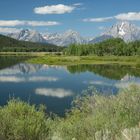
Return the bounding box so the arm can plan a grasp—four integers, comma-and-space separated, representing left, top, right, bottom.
63, 30, 80, 37
65, 29, 78, 34
104, 21, 140, 42
43, 29, 86, 46
8, 29, 46, 43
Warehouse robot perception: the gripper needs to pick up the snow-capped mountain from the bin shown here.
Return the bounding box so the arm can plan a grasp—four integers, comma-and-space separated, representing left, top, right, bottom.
8, 29, 46, 43
8, 29, 86, 46
43, 30, 87, 46
104, 21, 140, 42
6, 21, 140, 46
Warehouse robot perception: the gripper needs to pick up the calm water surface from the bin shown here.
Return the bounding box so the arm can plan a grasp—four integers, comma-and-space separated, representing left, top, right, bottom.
0, 56, 140, 116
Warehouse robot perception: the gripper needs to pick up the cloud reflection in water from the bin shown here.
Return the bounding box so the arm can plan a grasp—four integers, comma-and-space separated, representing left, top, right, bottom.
0, 76, 59, 83
35, 88, 73, 98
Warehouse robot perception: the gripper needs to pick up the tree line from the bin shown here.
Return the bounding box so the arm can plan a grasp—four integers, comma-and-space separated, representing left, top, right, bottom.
65, 38, 140, 56
0, 35, 63, 52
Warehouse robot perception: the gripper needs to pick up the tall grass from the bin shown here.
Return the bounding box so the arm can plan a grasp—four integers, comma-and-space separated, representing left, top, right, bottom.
54, 85, 140, 139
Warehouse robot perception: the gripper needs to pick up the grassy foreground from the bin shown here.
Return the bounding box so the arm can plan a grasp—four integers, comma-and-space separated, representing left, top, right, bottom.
27, 55, 140, 67
0, 85, 140, 140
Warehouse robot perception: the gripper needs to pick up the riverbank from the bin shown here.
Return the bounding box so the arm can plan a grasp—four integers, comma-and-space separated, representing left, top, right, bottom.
1, 53, 140, 67
27, 55, 140, 67
0, 52, 62, 56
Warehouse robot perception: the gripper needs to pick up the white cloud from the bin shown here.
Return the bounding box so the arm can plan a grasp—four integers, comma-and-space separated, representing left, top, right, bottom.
83, 12, 140, 23
73, 3, 83, 6
115, 12, 140, 21
0, 27, 21, 33
0, 20, 60, 27
83, 17, 113, 22
34, 4, 76, 14
0, 20, 24, 26
27, 21, 60, 26
35, 88, 73, 98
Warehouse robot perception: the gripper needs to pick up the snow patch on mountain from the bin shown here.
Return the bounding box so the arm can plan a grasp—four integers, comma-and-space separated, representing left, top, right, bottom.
118, 22, 126, 36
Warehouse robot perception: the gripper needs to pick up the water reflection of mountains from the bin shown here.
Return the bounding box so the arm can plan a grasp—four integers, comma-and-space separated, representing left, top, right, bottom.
67, 64, 140, 80
0, 63, 64, 75
0, 56, 30, 70
1, 60, 140, 80
0, 63, 42, 75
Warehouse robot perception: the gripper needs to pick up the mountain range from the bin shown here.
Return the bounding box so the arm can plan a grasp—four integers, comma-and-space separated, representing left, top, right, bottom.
7, 21, 140, 46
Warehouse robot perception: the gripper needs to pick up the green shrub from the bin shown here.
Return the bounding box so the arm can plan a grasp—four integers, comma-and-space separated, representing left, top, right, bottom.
0, 99, 53, 140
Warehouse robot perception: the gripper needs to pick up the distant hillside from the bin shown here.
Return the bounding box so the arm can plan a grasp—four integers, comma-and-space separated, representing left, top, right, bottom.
0, 34, 62, 52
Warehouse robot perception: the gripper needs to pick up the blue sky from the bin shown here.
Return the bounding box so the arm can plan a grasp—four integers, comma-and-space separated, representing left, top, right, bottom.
0, 0, 140, 37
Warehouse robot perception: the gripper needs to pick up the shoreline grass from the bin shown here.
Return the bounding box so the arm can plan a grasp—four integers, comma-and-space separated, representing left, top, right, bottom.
1, 53, 140, 67
0, 52, 61, 56
27, 55, 140, 67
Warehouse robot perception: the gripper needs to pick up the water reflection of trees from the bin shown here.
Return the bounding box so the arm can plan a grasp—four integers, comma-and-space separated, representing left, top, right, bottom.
67, 64, 140, 80
0, 56, 30, 70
